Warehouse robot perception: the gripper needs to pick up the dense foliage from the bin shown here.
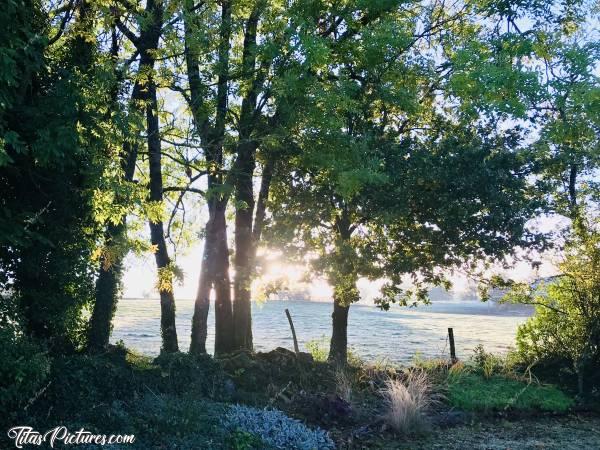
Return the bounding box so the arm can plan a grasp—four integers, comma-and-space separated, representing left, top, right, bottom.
513, 229, 600, 394
0, 0, 121, 350
0, 2, 598, 445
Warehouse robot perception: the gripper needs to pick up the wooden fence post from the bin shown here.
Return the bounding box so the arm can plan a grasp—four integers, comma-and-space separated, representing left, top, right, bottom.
285, 309, 299, 354
448, 327, 457, 363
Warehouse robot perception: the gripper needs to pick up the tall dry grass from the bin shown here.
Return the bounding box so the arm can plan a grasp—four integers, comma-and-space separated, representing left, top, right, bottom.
380, 369, 435, 434
334, 369, 354, 403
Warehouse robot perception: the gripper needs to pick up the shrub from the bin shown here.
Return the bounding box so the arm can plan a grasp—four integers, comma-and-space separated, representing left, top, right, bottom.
506, 231, 600, 395
222, 404, 335, 449
305, 337, 328, 362
154, 351, 226, 398
472, 344, 507, 378
380, 370, 434, 434
0, 297, 50, 424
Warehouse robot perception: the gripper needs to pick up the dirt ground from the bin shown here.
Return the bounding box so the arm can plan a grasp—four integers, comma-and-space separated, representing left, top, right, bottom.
348, 415, 600, 449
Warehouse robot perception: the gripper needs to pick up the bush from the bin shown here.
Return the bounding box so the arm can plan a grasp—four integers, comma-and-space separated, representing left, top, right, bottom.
0, 297, 50, 424
472, 344, 510, 378
222, 404, 335, 449
154, 351, 226, 398
380, 370, 435, 434
305, 337, 329, 362
512, 232, 600, 395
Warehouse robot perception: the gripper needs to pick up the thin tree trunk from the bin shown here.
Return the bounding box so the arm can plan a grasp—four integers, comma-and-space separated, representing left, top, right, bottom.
233, 141, 257, 350
87, 1, 157, 351
231, 4, 264, 351
184, 0, 215, 355
328, 213, 357, 364
189, 214, 215, 355
188, 0, 234, 355
88, 222, 124, 350
147, 79, 178, 353
213, 202, 234, 355
88, 108, 141, 350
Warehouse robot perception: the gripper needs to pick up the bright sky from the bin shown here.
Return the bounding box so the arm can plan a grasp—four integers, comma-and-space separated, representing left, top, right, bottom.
122, 215, 565, 303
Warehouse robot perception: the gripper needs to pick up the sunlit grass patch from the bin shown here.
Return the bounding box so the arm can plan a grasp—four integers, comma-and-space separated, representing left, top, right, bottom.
447, 373, 574, 412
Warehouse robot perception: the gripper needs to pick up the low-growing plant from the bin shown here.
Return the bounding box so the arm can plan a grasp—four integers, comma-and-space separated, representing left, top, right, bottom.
305, 337, 329, 362
447, 361, 468, 383
472, 345, 506, 379
380, 369, 435, 434
0, 302, 50, 425
222, 404, 335, 450
229, 430, 266, 450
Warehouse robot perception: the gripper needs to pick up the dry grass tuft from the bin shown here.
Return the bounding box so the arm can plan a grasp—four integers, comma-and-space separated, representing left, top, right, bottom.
335, 369, 354, 402
380, 369, 435, 434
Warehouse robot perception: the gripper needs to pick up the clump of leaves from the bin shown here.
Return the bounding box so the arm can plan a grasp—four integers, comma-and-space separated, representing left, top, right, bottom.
472, 344, 508, 379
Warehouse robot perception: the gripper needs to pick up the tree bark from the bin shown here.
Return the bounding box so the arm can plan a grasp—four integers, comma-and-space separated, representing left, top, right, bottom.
189, 217, 215, 355
88, 222, 124, 350
88, 104, 141, 350
213, 202, 234, 355
233, 141, 257, 350
187, 0, 235, 355
231, 4, 264, 351
147, 77, 178, 353
329, 299, 351, 364
328, 212, 357, 364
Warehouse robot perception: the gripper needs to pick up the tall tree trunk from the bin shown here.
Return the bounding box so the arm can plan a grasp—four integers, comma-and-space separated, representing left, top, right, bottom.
213, 202, 234, 355
231, 4, 264, 351
88, 107, 141, 350
188, 0, 234, 355
233, 141, 257, 350
184, 0, 215, 355
329, 299, 351, 364
88, 222, 124, 350
189, 216, 215, 355
147, 79, 178, 353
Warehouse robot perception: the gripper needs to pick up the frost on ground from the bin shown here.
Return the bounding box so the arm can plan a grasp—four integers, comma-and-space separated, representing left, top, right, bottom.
401, 416, 600, 450
222, 404, 335, 449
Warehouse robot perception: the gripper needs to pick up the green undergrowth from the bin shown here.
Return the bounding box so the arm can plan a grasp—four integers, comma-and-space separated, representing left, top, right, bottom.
447, 373, 574, 412
412, 346, 575, 414
5, 342, 582, 449
6, 345, 338, 449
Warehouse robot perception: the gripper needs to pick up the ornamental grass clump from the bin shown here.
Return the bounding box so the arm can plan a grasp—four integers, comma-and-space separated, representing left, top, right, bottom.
222, 404, 335, 449
380, 369, 434, 434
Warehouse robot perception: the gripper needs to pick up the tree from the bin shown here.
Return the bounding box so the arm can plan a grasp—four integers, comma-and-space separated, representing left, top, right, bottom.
266, 0, 547, 363
495, 0, 600, 395
0, 0, 119, 351
183, 0, 235, 355
89, 0, 182, 353
183, 0, 296, 354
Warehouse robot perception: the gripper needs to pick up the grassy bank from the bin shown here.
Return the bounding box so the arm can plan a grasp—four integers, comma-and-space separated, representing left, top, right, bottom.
4, 343, 595, 450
